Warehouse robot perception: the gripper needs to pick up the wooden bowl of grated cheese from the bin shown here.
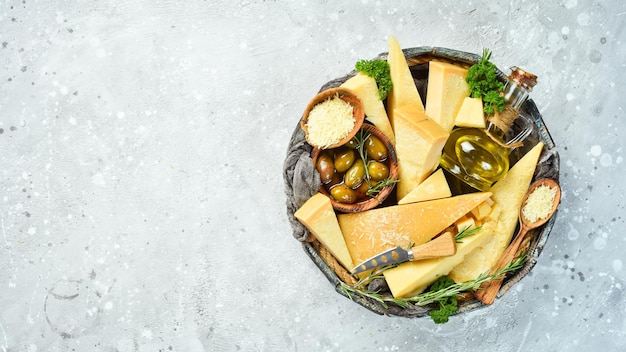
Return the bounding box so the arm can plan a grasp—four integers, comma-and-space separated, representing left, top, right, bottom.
300, 87, 365, 149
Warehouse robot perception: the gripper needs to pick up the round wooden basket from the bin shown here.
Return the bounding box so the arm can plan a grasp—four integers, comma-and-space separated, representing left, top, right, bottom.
283, 47, 560, 318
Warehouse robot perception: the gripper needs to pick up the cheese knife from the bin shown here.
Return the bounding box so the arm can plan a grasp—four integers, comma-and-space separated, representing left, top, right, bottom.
351, 232, 457, 275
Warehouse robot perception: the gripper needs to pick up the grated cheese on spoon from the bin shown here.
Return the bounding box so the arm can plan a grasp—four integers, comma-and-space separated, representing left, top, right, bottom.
521, 184, 557, 223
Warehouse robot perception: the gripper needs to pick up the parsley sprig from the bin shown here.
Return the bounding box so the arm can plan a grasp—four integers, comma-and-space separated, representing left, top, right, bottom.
466, 49, 506, 115
355, 59, 393, 100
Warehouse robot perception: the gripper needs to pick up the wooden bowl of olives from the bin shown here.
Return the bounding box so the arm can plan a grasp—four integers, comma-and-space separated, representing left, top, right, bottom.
311, 123, 398, 213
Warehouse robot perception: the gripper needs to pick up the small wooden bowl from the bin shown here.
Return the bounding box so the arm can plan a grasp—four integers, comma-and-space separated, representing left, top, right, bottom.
311, 123, 398, 213
300, 87, 365, 149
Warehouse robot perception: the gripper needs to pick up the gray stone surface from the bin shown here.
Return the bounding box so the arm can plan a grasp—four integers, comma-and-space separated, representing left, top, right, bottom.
0, 1, 624, 351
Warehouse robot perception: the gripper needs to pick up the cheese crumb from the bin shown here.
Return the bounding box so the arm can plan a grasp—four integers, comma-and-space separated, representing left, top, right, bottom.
306, 95, 355, 148
522, 185, 557, 223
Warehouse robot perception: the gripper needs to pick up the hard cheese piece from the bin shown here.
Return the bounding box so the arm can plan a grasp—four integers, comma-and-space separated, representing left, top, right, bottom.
455, 215, 476, 233
470, 200, 493, 221
384, 209, 500, 298
398, 168, 451, 205
448, 142, 544, 283
294, 193, 353, 270
338, 192, 491, 266
455, 97, 486, 128
425, 61, 470, 132
341, 73, 395, 144
386, 35, 424, 128
393, 108, 449, 200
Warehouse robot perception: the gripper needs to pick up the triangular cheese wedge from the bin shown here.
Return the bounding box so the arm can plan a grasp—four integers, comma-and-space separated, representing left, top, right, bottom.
393, 108, 449, 200
337, 192, 491, 266
448, 142, 544, 283
341, 73, 395, 145
384, 208, 501, 298
398, 169, 451, 205
294, 193, 353, 270
455, 96, 486, 128
386, 35, 424, 128
425, 61, 470, 132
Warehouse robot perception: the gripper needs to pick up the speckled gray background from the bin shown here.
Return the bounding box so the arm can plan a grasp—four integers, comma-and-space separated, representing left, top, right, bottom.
1, 0, 624, 351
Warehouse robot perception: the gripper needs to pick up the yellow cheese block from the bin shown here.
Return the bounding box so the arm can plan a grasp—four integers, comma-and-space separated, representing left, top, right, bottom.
425, 61, 470, 132
455, 215, 476, 233
384, 209, 501, 298
455, 97, 486, 128
337, 192, 491, 266
470, 200, 493, 221
341, 73, 395, 144
448, 142, 544, 283
393, 108, 449, 200
398, 168, 451, 205
294, 193, 353, 270
386, 35, 424, 128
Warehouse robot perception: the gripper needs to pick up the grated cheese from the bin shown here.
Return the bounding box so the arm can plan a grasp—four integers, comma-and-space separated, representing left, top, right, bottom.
306, 95, 355, 148
521, 184, 557, 223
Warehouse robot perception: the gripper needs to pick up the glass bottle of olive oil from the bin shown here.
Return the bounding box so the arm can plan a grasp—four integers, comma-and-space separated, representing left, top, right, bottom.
440, 67, 538, 192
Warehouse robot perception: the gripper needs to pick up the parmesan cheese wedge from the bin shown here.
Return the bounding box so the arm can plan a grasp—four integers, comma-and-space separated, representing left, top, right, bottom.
384, 208, 501, 298
425, 61, 470, 132
337, 192, 492, 266
454, 96, 486, 128
386, 35, 424, 128
341, 73, 395, 144
393, 108, 449, 200
294, 193, 353, 270
398, 168, 451, 205
448, 142, 544, 283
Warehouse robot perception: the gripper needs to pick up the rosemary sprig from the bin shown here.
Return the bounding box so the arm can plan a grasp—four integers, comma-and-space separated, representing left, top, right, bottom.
352, 129, 398, 198
340, 252, 527, 309
366, 178, 399, 197
454, 225, 482, 243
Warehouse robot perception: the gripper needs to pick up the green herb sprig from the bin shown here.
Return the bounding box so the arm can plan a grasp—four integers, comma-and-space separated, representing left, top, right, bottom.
355, 59, 393, 100
353, 130, 398, 199
466, 49, 506, 115
454, 225, 482, 243
339, 253, 527, 323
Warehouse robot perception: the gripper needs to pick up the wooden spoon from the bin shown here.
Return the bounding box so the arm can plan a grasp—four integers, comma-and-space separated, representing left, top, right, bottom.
475, 178, 561, 305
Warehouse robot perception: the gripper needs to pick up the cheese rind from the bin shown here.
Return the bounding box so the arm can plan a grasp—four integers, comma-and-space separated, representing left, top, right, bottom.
425, 61, 470, 132
384, 210, 500, 298
393, 108, 449, 200
386, 36, 424, 128
294, 193, 353, 270
341, 73, 395, 144
455, 97, 486, 128
337, 192, 492, 266
398, 168, 451, 205
448, 142, 544, 282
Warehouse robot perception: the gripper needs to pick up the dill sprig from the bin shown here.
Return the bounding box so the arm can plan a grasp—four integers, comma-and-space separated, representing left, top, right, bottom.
339, 252, 527, 310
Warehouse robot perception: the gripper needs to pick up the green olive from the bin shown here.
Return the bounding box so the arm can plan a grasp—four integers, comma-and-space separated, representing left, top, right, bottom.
365, 135, 387, 161
330, 184, 357, 204
344, 137, 358, 149
316, 151, 335, 184
354, 181, 370, 199
334, 148, 355, 173
344, 161, 366, 189
325, 172, 343, 189
367, 161, 390, 182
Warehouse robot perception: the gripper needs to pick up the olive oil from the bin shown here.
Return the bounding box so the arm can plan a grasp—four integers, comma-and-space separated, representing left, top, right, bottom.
440, 67, 538, 192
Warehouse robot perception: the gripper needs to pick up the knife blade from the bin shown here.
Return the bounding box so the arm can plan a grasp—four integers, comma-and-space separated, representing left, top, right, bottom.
351, 231, 456, 275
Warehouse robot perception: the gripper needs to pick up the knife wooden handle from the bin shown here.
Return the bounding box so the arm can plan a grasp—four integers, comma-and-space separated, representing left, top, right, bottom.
411, 232, 456, 261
